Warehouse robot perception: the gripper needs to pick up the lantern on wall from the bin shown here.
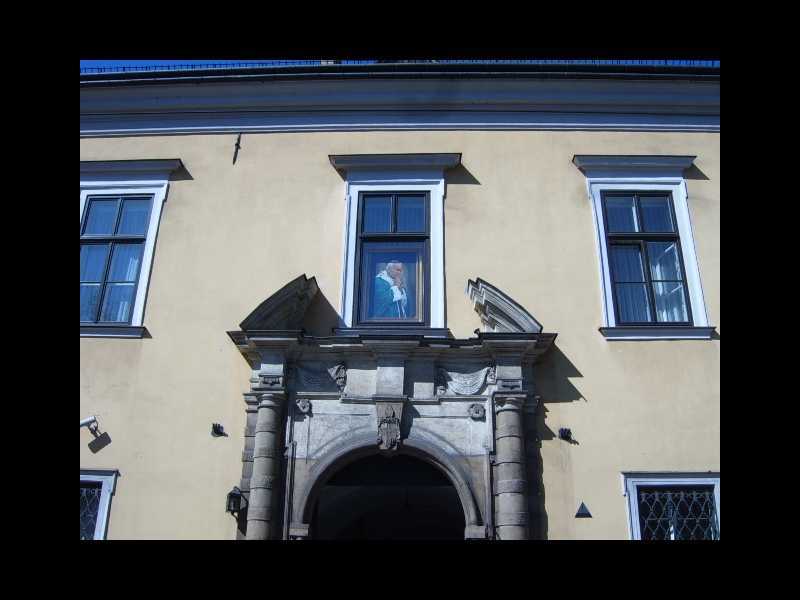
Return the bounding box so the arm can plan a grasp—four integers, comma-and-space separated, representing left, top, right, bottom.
226, 486, 248, 516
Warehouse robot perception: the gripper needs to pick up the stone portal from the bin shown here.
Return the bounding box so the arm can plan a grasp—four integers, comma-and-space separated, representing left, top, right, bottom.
227, 275, 556, 540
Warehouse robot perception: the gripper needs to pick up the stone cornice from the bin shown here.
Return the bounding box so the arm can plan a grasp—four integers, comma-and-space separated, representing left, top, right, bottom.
81, 77, 719, 136
572, 155, 697, 178
81, 78, 719, 115
329, 153, 462, 172
229, 330, 557, 364
80, 159, 184, 176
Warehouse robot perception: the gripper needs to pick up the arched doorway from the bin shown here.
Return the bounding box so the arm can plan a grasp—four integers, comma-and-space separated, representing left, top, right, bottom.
311, 453, 466, 540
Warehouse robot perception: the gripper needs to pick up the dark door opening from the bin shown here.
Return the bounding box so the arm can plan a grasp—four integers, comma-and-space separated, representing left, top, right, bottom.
313, 454, 465, 540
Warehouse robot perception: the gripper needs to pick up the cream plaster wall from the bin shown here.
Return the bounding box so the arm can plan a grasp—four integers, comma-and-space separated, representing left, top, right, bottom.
80, 130, 719, 539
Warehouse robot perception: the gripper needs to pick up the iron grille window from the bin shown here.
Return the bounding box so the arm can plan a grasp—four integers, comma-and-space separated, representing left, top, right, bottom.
637, 486, 719, 540
601, 192, 692, 325
354, 192, 430, 326
80, 482, 103, 540
80, 196, 153, 324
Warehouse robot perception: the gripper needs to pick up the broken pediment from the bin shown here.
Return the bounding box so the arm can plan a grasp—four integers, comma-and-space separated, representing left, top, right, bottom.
239, 274, 319, 331
466, 278, 543, 334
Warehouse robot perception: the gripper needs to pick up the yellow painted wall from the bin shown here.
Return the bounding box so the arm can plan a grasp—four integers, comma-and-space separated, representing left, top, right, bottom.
80, 131, 719, 539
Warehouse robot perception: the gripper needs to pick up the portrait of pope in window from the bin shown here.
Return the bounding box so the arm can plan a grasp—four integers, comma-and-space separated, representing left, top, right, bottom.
359, 248, 422, 322
373, 259, 410, 318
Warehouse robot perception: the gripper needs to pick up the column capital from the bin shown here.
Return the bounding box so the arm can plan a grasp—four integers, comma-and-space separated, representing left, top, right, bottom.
258, 392, 287, 408
493, 391, 527, 412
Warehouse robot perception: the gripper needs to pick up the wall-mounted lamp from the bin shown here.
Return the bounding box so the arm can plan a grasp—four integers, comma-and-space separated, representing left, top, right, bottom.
211, 423, 227, 437
226, 486, 248, 516
558, 428, 572, 442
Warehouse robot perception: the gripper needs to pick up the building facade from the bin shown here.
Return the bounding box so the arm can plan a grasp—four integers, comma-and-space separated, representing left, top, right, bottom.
80, 62, 720, 540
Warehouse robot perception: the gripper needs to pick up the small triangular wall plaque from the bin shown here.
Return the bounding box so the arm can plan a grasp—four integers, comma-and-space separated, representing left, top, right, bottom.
575, 502, 592, 518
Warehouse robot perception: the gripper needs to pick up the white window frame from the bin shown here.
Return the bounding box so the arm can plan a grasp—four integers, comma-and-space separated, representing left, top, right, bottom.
80, 160, 183, 337
336, 160, 457, 329
621, 472, 720, 540
80, 469, 119, 540
574, 155, 713, 340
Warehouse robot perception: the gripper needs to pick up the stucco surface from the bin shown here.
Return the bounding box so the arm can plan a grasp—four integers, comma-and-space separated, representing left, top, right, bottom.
80, 131, 719, 539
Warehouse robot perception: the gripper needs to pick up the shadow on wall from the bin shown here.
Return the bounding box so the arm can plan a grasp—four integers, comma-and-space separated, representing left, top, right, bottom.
302, 289, 346, 335
684, 163, 709, 181
527, 343, 585, 540
170, 162, 194, 181
446, 163, 480, 186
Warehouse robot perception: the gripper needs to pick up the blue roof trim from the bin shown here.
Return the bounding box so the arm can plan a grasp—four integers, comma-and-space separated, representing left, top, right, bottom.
80, 59, 720, 76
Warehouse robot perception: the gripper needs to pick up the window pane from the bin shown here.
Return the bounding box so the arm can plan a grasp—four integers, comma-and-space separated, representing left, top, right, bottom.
80, 244, 110, 282
610, 245, 646, 282
107, 244, 143, 282
83, 199, 119, 235
80, 482, 102, 540
80, 284, 102, 322
653, 282, 689, 322
396, 195, 426, 232
605, 196, 638, 232
362, 195, 392, 233
100, 283, 136, 322
359, 242, 424, 321
117, 197, 152, 235
614, 283, 652, 322
638, 486, 718, 540
648, 242, 683, 281
640, 196, 674, 232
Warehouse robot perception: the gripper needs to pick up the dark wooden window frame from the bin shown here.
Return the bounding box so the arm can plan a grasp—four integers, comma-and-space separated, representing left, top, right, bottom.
80, 195, 152, 325
353, 191, 431, 327
601, 191, 693, 327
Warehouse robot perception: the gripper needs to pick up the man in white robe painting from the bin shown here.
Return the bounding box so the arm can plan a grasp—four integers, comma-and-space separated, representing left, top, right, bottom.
373, 260, 408, 318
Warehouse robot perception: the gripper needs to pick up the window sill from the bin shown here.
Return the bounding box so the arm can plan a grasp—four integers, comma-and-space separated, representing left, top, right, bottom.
80, 325, 150, 338
333, 327, 453, 338
599, 326, 716, 340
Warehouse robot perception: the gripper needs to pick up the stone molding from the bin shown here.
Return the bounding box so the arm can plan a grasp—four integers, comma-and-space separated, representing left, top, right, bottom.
435, 366, 495, 395
295, 398, 312, 414
468, 403, 486, 420
467, 279, 543, 333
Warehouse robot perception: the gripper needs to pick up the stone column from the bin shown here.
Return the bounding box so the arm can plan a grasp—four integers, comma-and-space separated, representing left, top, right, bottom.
246, 391, 286, 540
493, 391, 529, 540
484, 338, 533, 541
236, 394, 259, 539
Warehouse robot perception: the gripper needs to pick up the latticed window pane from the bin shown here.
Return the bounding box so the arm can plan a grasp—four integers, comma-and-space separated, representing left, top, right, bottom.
637, 486, 719, 540
80, 482, 102, 540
